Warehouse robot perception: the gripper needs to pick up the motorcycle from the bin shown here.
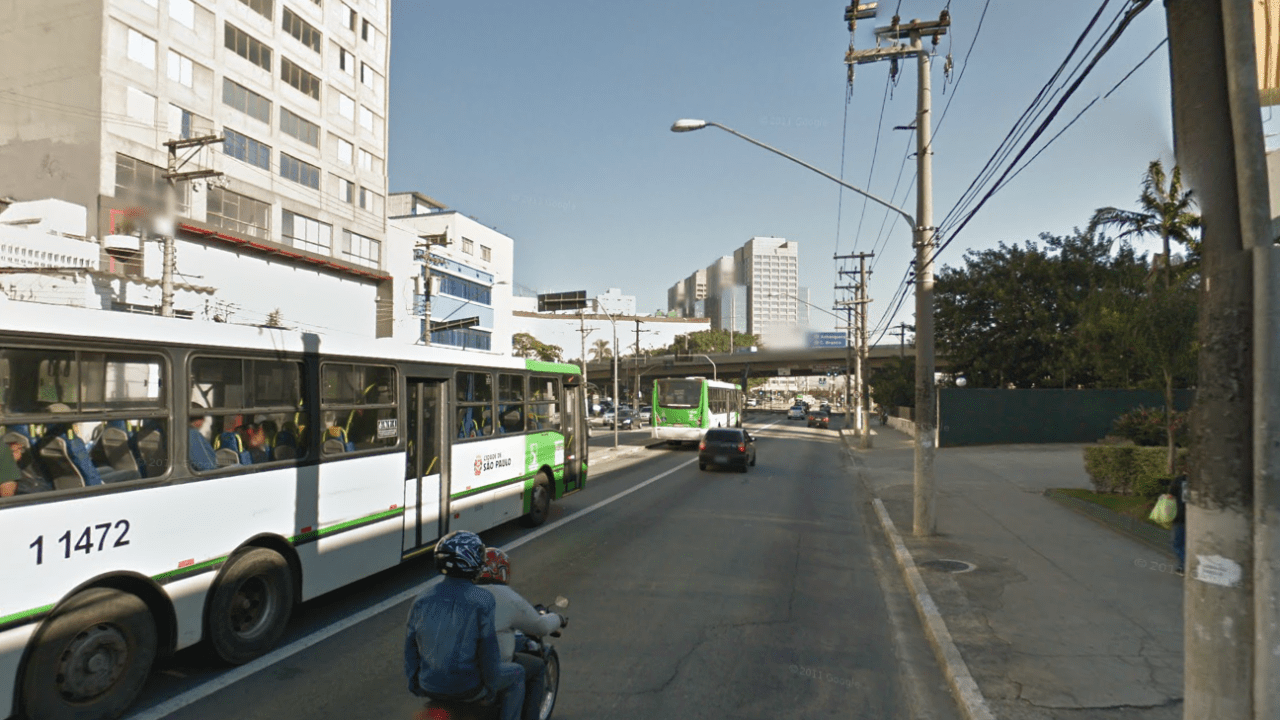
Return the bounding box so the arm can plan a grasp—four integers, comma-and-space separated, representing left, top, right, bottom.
416, 597, 569, 720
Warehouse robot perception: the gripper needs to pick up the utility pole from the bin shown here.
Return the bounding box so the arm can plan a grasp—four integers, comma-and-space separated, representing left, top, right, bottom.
1164, 1, 1272, 717
859, 255, 873, 449
847, 8, 948, 536
836, 251, 874, 442
161, 135, 223, 317
892, 322, 912, 358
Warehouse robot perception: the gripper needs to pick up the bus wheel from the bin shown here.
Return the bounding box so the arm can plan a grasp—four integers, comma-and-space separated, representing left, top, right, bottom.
22, 588, 157, 720
520, 476, 552, 527
207, 548, 294, 665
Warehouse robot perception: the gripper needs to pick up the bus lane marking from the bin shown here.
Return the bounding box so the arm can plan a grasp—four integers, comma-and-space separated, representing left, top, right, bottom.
126, 419, 780, 720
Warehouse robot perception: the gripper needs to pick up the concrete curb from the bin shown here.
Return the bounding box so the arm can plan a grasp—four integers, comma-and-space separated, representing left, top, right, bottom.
870, 498, 997, 720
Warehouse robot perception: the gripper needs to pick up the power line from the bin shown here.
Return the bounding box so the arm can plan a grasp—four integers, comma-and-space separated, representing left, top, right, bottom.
929, 0, 991, 144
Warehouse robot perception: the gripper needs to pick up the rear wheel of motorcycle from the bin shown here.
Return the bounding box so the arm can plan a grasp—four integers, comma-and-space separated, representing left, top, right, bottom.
537, 647, 560, 720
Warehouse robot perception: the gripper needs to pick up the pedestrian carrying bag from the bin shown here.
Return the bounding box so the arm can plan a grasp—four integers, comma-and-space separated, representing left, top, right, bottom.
1150, 493, 1177, 528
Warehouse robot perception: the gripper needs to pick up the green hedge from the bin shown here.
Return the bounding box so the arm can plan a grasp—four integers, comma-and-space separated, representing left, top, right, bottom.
1083, 445, 1188, 496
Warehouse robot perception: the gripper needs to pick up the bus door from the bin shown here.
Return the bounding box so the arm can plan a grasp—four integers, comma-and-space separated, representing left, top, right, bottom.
561, 375, 587, 493
404, 379, 448, 555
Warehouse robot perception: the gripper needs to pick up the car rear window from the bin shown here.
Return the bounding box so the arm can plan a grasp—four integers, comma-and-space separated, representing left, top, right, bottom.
705, 429, 742, 441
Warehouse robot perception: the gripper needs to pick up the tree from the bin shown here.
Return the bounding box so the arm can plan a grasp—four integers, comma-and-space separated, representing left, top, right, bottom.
653, 329, 762, 356
869, 356, 915, 410
1088, 160, 1201, 286
589, 339, 612, 361
512, 333, 563, 362
935, 230, 1143, 388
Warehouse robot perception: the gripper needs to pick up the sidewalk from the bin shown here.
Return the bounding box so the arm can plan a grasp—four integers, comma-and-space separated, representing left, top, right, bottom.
845, 426, 1183, 720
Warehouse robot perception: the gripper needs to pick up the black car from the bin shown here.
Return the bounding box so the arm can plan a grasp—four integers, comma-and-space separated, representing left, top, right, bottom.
807, 409, 830, 429
607, 409, 636, 430
698, 427, 757, 472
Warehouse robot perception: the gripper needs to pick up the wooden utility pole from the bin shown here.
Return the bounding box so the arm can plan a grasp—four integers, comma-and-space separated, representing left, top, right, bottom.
162, 135, 223, 317
847, 8, 948, 536
1164, 1, 1274, 717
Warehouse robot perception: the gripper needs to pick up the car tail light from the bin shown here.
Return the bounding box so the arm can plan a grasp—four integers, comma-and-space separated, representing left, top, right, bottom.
737, 443, 745, 452
699, 441, 706, 451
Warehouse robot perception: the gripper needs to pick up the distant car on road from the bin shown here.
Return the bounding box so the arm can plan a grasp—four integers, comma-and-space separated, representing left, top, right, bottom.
747, 398, 758, 407
787, 404, 806, 420
807, 409, 830, 429
638, 405, 652, 423
698, 427, 757, 472
607, 409, 636, 430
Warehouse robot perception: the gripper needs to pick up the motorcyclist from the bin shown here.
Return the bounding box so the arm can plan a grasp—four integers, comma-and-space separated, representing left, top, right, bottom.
404, 531, 525, 720
474, 548, 565, 720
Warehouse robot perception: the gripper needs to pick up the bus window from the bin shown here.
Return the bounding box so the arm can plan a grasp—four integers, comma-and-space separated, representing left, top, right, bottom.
528, 376, 560, 431
320, 363, 397, 453
497, 374, 526, 434
191, 356, 308, 470
1, 348, 168, 497
456, 371, 493, 439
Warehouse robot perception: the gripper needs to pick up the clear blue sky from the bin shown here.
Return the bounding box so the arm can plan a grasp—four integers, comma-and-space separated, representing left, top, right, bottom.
387, 1, 1174, 342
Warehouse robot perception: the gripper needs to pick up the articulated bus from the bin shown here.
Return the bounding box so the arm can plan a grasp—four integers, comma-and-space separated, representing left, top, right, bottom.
0, 302, 589, 720
650, 377, 743, 443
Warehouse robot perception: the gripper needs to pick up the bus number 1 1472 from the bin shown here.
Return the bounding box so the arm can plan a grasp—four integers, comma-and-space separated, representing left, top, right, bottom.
30, 520, 131, 565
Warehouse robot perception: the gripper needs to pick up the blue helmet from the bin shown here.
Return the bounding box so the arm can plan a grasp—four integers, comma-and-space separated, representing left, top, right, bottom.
434, 531, 486, 578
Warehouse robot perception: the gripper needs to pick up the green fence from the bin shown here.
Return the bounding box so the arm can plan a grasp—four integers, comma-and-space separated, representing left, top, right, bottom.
938, 388, 1194, 447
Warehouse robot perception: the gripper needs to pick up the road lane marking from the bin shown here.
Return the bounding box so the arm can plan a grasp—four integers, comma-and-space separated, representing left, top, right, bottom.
127, 418, 780, 720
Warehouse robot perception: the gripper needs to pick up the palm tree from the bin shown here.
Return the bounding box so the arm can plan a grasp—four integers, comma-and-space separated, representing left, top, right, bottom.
1089, 160, 1201, 475
1088, 160, 1201, 287
590, 339, 612, 361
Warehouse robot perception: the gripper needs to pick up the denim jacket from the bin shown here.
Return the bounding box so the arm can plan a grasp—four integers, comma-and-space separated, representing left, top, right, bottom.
404, 576, 503, 698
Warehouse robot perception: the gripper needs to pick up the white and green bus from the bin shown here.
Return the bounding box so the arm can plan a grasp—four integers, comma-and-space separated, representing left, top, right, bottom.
650, 377, 743, 443
0, 302, 589, 720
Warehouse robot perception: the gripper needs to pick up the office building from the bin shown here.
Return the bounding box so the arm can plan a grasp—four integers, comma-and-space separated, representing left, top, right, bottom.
667, 236, 800, 338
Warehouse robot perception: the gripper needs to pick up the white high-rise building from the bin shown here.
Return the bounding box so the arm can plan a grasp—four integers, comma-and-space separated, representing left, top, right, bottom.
0, 0, 393, 331
735, 236, 799, 336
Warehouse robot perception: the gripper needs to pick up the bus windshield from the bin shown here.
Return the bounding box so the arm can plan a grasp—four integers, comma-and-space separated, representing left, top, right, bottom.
656, 379, 702, 409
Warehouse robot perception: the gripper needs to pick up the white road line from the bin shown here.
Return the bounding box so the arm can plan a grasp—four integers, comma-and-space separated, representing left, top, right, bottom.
127, 422, 777, 720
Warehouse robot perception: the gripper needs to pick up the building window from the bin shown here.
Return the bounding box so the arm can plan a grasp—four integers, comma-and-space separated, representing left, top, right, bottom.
331, 175, 353, 203
357, 148, 373, 172
280, 107, 319, 147
169, 0, 195, 28
236, 0, 272, 20
115, 153, 188, 215
168, 104, 196, 139
342, 3, 356, 30
167, 50, 193, 87
342, 229, 379, 268
461, 238, 473, 255
223, 128, 271, 170
357, 187, 381, 214
361, 18, 371, 41
282, 7, 321, 53
432, 328, 491, 352
280, 153, 320, 189
438, 274, 491, 304
358, 105, 374, 132
338, 46, 355, 76
206, 186, 269, 239
337, 92, 355, 121
481, 245, 491, 262
126, 28, 156, 69
224, 23, 271, 72
125, 87, 156, 124
281, 57, 320, 100
359, 62, 376, 90
222, 78, 271, 123
282, 210, 332, 254
336, 137, 353, 165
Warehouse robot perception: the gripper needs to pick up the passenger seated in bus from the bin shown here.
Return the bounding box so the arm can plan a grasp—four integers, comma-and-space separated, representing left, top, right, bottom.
243, 424, 270, 464
4, 436, 53, 495
36, 413, 104, 488
260, 419, 279, 454
188, 416, 218, 471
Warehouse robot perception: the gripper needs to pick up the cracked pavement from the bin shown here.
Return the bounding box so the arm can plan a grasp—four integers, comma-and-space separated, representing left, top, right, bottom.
854, 429, 1184, 720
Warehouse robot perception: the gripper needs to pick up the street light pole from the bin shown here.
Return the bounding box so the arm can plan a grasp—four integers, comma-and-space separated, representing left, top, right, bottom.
697, 354, 716, 381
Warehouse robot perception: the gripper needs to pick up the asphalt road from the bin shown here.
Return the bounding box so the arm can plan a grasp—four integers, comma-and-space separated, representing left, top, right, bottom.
123, 415, 959, 720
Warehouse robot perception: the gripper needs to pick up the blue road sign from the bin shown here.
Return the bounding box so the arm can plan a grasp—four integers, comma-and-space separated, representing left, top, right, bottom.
807, 332, 847, 348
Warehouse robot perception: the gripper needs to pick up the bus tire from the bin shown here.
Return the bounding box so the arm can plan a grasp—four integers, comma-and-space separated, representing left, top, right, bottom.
520, 477, 552, 527
21, 587, 157, 720
207, 548, 294, 665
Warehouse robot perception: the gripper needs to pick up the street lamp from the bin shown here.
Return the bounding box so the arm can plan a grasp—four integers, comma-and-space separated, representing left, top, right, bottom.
696, 354, 717, 381
673, 117, 938, 537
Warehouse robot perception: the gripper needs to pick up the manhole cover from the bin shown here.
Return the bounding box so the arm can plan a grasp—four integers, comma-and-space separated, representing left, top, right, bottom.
918, 559, 976, 573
